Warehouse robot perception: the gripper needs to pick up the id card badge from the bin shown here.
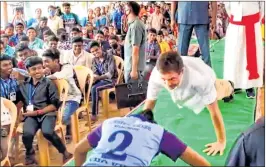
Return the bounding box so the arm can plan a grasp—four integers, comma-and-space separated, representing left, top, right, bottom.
233, 3, 243, 22
26, 104, 34, 112
9, 92, 16, 102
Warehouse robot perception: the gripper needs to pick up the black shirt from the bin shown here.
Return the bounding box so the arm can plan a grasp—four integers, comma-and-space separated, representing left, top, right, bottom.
226, 117, 265, 166
17, 77, 61, 121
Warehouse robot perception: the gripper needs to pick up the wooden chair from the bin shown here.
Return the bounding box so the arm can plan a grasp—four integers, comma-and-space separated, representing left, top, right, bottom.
74, 66, 94, 132
1, 98, 18, 167
101, 56, 124, 118
14, 79, 69, 166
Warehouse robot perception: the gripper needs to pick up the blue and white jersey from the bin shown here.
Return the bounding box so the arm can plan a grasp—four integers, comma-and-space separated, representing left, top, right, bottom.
83, 116, 164, 166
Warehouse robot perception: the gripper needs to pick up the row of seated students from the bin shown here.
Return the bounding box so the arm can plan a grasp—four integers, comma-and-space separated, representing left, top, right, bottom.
0, 38, 118, 165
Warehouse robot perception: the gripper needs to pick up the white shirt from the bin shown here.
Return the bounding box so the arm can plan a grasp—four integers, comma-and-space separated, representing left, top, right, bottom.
47, 16, 64, 35
63, 50, 93, 68
147, 57, 217, 114
1, 98, 11, 126
52, 64, 82, 103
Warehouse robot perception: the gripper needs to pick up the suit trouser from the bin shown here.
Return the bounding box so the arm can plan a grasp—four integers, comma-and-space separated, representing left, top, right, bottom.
178, 24, 211, 67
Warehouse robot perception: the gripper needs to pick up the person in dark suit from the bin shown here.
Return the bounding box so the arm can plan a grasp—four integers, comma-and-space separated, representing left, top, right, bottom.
226, 117, 265, 166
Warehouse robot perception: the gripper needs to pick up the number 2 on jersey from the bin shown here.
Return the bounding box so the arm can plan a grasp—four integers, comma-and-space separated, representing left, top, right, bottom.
102, 130, 133, 161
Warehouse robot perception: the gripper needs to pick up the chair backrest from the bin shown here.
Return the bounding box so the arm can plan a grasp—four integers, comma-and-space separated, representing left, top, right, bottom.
73, 66, 94, 105
114, 56, 124, 84
52, 79, 69, 124
1, 98, 17, 156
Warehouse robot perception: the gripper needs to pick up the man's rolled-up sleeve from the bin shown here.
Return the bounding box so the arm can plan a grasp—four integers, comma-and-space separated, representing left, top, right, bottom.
159, 130, 187, 161
130, 25, 143, 46
52, 65, 73, 79
87, 124, 102, 148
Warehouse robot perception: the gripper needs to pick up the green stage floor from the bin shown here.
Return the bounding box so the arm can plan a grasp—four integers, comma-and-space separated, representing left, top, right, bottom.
65, 39, 256, 166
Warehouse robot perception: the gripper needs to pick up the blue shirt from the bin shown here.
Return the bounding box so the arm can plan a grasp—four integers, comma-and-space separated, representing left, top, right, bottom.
4, 45, 15, 57
0, 77, 19, 101
27, 18, 39, 28
177, 1, 209, 25
80, 17, 87, 27
9, 33, 26, 46
113, 10, 123, 29
61, 13, 80, 33
28, 38, 44, 50
93, 17, 101, 30
100, 15, 108, 27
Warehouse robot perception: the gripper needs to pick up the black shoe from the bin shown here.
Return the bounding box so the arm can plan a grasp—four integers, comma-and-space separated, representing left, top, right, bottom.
246, 88, 255, 99
65, 135, 72, 144
25, 149, 37, 165
63, 151, 73, 164
223, 95, 234, 103
234, 88, 242, 94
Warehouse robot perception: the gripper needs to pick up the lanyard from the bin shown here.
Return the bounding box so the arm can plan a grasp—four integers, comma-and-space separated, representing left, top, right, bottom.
28, 83, 39, 105
146, 42, 155, 61
96, 62, 104, 75
73, 51, 83, 65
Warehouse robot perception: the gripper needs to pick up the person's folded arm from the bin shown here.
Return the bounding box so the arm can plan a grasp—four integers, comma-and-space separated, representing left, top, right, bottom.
47, 64, 74, 80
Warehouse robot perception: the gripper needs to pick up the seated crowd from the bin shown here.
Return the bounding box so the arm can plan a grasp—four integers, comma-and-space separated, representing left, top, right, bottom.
0, 1, 232, 166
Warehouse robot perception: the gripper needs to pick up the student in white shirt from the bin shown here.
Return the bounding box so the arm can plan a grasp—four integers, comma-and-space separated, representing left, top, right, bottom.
43, 49, 82, 142
63, 37, 93, 68
143, 51, 234, 156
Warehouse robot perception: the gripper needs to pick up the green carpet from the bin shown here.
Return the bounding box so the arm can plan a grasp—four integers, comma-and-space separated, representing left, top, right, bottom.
65, 39, 256, 166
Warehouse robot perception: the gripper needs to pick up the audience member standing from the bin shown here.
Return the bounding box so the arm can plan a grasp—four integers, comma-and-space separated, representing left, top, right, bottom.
150, 5, 164, 32
61, 3, 80, 35
112, 4, 123, 35
171, 1, 217, 67
124, 2, 146, 83
223, 2, 264, 100
27, 8, 42, 28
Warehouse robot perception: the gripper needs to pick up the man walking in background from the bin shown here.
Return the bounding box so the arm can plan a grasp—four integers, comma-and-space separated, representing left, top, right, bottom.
171, 1, 217, 67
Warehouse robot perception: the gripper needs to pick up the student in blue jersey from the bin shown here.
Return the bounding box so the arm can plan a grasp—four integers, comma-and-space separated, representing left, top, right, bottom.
61, 2, 80, 35
74, 109, 211, 166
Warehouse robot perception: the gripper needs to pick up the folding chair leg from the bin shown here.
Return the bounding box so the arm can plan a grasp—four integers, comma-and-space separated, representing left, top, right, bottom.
14, 135, 20, 163
86, 109, 92, 132
102, 90, 109, 118
59, 127, 66, 145
36, 130, 50, 166
71, 113, 80, 144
